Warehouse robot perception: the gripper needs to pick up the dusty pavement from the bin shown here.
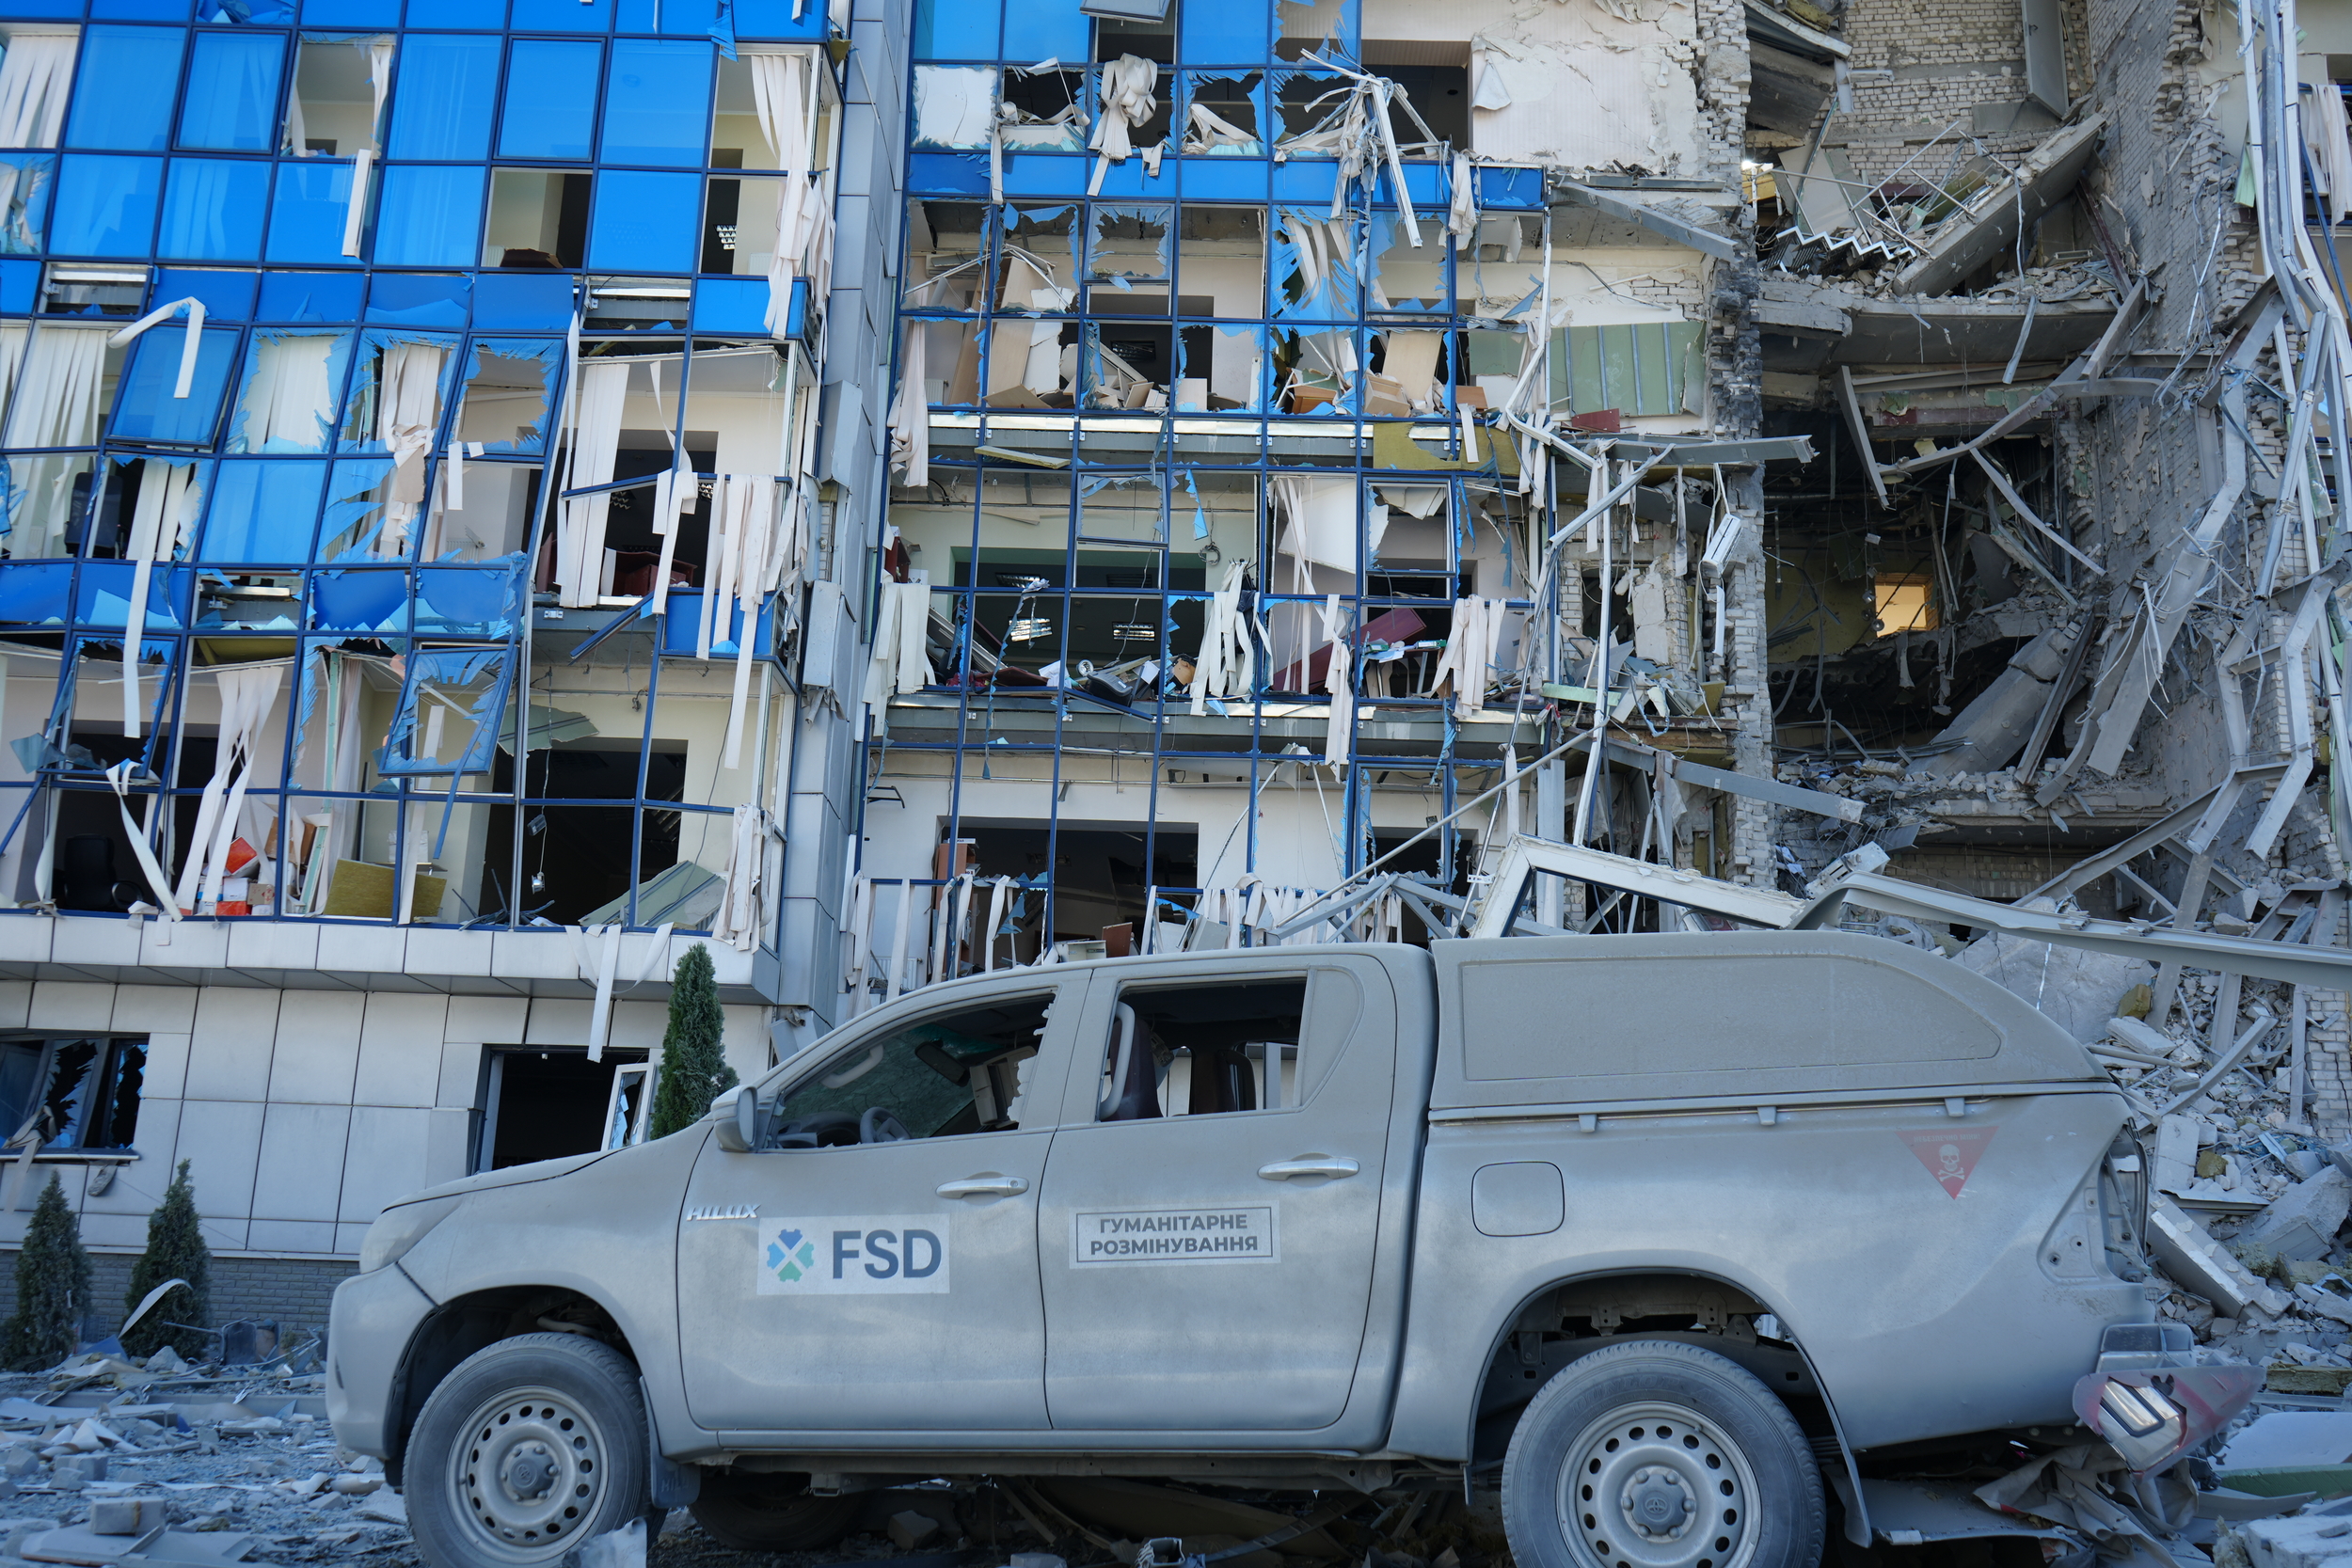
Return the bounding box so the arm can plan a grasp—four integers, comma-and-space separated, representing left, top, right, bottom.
0, 1357, 1497, 1568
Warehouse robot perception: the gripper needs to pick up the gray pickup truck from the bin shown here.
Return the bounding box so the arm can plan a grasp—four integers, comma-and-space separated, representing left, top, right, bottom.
327, 929, 2169, 1568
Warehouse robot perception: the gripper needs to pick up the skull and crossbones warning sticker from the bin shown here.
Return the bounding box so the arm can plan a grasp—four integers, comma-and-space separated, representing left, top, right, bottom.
1897, 1127, 1997, 1197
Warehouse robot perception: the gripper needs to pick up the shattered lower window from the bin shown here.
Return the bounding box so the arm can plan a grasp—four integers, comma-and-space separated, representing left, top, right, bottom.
0, 1035, 145, 1150
1096, 979, 1304, 1120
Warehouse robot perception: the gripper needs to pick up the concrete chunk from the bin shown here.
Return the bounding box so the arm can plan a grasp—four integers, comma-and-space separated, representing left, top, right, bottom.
2224, 1514, 2352, 1568
2149, 1195, 2292, 1316
889, 1511, 942, 1550
87, 1497, 164, 1536
2245, 1169, 2352, 1261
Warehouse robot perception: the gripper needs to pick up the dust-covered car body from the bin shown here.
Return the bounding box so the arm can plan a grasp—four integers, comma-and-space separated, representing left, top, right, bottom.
327, 929, 2158, 1567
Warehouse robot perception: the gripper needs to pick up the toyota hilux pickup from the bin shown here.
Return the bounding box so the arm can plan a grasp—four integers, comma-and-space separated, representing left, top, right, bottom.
326, 929, 2189, 1568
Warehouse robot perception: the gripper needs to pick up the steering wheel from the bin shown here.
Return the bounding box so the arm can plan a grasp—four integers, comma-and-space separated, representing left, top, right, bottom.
773, 1111, 860, 1148
859, 1107, 912, 1145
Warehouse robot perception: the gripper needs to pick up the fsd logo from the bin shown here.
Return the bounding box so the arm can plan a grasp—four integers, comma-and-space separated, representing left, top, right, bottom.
758, 1214, 951, 1294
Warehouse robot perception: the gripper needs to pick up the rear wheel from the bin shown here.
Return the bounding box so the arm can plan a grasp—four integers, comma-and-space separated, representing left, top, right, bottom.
689, 1469, 865, 1551
406, 1332, 652, 1568
1502, 1340, 1823, 1568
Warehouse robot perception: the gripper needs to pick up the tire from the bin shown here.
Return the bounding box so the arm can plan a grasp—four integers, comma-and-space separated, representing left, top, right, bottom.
405, 1332, 653, 1568
1502, 1339, 1824, 1568
689, 1469, 865, 1551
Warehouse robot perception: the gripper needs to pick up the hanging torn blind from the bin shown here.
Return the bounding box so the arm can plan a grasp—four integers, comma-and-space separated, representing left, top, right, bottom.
0, 324, 108, 559
1548, 322, 1703, 418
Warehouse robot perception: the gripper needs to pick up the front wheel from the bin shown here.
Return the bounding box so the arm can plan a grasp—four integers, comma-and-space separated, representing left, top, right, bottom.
405, 1332, 653, 1568
1501, 1340, 1824, 1568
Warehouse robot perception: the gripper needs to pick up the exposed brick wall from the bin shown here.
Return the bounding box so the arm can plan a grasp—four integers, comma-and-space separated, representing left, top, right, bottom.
0, 1251, 356, 1344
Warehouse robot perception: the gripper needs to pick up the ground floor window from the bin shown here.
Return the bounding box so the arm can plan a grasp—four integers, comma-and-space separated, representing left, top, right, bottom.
474, 1045, 651, 1171
0, 1035, 146, 1150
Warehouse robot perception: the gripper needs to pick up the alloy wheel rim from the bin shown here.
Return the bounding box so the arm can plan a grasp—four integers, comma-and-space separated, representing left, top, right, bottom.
449, 1384, 609, 1561
1555, 1400, 1761, 1568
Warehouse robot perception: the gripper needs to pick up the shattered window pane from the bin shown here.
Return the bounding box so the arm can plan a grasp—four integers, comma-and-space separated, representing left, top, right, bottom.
0, 155, 52, 255
1182, 72, 1263, 154
373, 647, 511, 778
286, 37, 387, 160
1176, 201, 1270, 319
906, 200, 992, 311
1087, 203, 1171, 309
1273, 210, 1359, 320
454, 339, 561, 455
229, 330, 352, 453
913, 66, 996, 150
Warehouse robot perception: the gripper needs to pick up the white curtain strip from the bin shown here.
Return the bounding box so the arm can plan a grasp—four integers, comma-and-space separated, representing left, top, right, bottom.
1319, 593, 1353, 767
887, 319, 929, 486
861, 579, 935, 720
1189, 558, 1258, 714
103, 761, 180, 938
242, 334, 338, 450
841, 871, 874, 1015
119, 463, 199, 736
710, 803, 766, 951
557, 360, 628, 608
980, 874, 1010, 972
1427, 594, 1504, 717
642, 453, 688, 614
883, 878, 914, 1001
105, 296, 207, 401
373, 341, 445, 557
0, 36, 75, 149
342, 148, 373, 259
171, 663, 284, 912
0, 325, 102, 540
749, 51, 824, 333
563, 923, 675, 1061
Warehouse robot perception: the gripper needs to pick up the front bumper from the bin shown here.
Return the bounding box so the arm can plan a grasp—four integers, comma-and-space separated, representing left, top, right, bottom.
326, 1264, 436, 1459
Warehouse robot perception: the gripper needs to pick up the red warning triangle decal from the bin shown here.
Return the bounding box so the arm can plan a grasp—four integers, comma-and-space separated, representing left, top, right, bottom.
1899, 1127, 1997, 1197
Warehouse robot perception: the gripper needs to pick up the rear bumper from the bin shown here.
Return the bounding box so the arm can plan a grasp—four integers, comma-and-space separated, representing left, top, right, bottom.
326, 1264, 436, 1459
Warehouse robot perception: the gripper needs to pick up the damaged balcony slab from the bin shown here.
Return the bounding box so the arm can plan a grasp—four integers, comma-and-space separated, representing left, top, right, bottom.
1890, 116, 2109, 295
1758, 279, 2118, 371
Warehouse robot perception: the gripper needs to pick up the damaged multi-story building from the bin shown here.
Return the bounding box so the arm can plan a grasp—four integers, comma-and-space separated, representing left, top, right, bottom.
0, 0, 910, 1314
0, 0, 2345, 1336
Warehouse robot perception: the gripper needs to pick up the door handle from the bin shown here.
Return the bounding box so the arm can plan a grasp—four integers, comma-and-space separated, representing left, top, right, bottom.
937, 1175, 1029, 1198
1259, 1156, 1360, 1181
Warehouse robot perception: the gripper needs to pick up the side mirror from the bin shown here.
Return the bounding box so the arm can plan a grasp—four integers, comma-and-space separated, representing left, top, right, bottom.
711, 1086, 759, 1153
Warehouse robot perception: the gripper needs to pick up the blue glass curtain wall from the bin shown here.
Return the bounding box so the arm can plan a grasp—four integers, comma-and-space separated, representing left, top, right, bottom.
878, 0, 1558, 963
0, 4, 834, 941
